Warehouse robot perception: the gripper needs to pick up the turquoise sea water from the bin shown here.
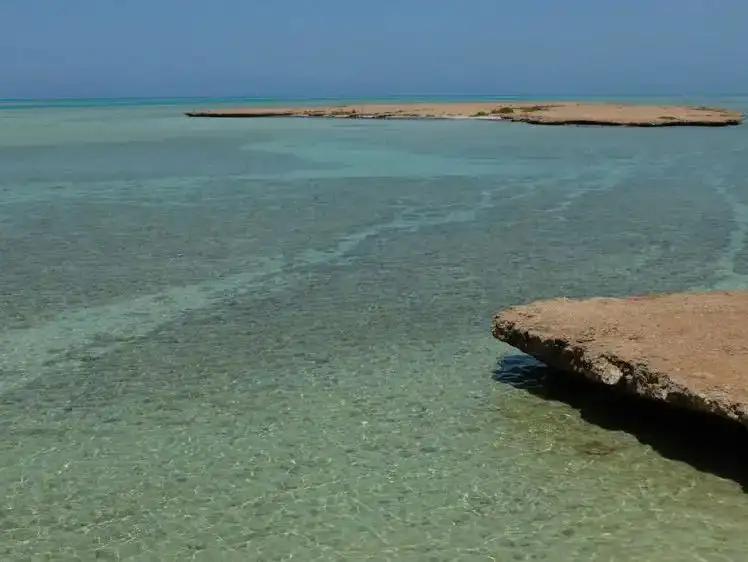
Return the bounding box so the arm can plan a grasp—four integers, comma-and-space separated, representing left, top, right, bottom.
2, 98, 748, 561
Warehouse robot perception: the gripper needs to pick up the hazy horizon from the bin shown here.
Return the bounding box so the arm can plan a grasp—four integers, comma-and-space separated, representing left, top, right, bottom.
4, 92, 748, 102
2, 0, 746, 100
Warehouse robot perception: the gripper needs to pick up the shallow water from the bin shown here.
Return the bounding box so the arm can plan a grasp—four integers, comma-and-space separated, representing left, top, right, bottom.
2, 99, 748, 561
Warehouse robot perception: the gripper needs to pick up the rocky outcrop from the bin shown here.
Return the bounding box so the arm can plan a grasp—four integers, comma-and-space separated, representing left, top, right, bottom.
186, 109, 297, 118
500, 103, 743, 127
492, 292, 748, 425
185, 102, 743, 127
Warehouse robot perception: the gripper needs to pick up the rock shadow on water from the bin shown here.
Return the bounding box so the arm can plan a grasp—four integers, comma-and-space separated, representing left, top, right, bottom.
493, 354, 748, 491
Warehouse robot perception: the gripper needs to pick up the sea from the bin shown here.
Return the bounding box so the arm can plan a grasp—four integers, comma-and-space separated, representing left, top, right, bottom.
1, 95, 748, 561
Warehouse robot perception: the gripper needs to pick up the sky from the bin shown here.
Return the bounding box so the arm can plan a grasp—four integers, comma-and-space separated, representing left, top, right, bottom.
1, 0, 746, 99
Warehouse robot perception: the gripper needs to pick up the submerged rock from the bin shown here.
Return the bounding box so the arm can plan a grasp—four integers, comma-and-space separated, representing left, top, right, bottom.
492, 292, 748, 425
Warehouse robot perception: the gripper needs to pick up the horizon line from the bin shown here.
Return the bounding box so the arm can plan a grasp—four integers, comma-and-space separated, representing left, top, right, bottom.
3, 92, 748, 103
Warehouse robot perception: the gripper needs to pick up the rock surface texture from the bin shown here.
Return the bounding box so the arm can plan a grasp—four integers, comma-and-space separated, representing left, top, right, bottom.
186, 102, 743, 127
492, 292, 748, 425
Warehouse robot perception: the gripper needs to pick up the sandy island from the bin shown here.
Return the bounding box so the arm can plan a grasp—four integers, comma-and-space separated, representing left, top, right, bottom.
186, 101, 743, 127
493, 292, 748, 426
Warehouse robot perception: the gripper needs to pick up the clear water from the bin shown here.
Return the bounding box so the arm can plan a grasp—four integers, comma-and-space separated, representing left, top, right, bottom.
2, 99, 748, 561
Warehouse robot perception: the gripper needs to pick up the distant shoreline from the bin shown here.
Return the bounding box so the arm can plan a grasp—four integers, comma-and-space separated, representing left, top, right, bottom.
185, 101, 743, 127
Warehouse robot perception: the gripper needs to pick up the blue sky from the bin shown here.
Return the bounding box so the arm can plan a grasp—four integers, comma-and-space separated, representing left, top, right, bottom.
1, 0, 745, 99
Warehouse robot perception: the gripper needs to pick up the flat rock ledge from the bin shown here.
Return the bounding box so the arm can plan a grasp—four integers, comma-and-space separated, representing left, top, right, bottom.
492, 292, 748, 426
185, 102, 743, 127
